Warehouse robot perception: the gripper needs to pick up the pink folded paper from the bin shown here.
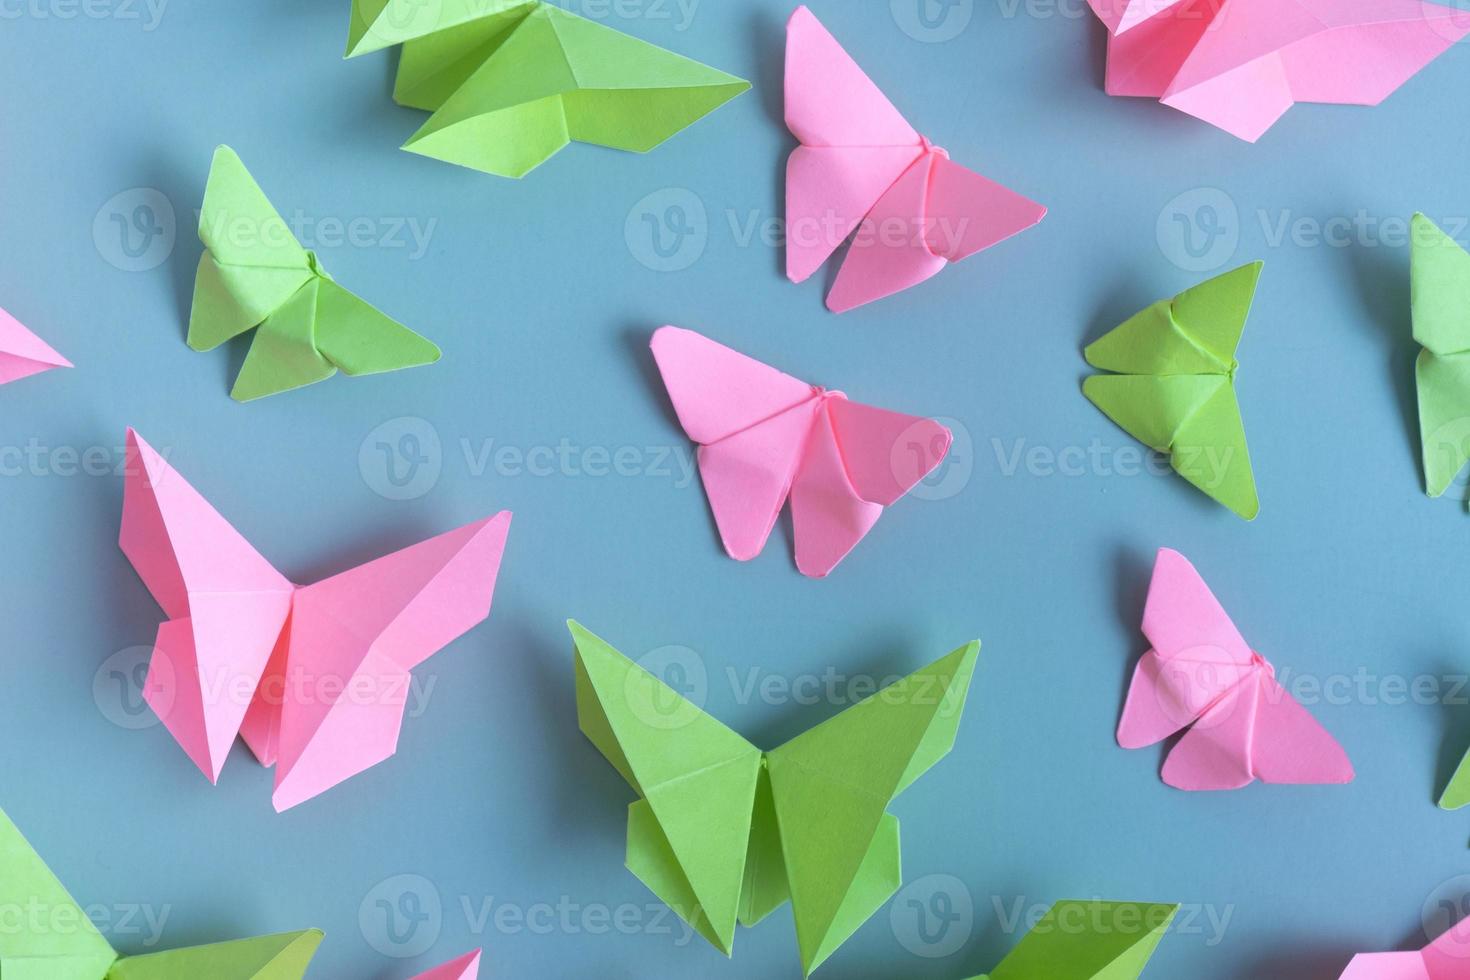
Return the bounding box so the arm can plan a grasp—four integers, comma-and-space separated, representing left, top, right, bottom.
0, 306, 70, 384
411, 950, 482, 980
651, 326, 951, 578
785, 5, 1046, 312
119, 428, 511, 812
1341, 917, 1470, 978
1086, 0, 1470, 142
1117, 548, 1354, 790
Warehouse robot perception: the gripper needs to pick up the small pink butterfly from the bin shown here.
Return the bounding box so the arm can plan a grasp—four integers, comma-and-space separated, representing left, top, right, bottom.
1117, 548, 1354, 790
784, 6, 1046, 313
651, 326, 951, 578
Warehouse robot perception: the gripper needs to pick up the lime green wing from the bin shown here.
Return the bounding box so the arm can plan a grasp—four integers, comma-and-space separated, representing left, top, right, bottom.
1411, 213, 1470, 358
345, 0, 532, 57
188, 146, 314, 352
571, 622, 763, 958
1417, 349, 1470, 498
987, 901, 1177, 980
106, 931, 323, 980
391, 4, 536, 111
402, 5, 749, 178
763, 641, 980, 976
1441, 739, 1470, 810
0, 808, 119, 979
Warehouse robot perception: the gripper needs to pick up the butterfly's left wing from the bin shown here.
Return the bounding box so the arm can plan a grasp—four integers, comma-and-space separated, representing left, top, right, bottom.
765, 641, 979, 975
0, 307, 71, 385
249, 513, 510, 812
106, 931, 323, 980
986, 900, 1178, 980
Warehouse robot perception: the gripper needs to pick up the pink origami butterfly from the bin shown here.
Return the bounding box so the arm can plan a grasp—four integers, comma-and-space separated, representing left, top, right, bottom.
651, 326, 951, 578
1341, 915, 1470, 978
1117, 548, 1354, 790
784, 6, 1046, 312
0, 307, 70, 384
120, 429, 511, 811
1087, 0, 1470, 142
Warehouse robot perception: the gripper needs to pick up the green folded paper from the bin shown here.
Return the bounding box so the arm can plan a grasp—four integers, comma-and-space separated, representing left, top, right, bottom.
571, 621, 979, 976
188, 145, 440, 402
344, 0, 750, 178
1083, 261, 1262, 520
1412, 213, 1470, 499
963, 900, 1177, 980
0, 806, 322, 978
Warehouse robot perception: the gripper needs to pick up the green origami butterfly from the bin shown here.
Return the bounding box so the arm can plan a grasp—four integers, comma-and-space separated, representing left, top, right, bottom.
571, 622, 980, 976
962, 900, 1177, 980
188, 145, 441, 402
0, 806, 321, 979
1083, 261, 1262, 520
344, 0, 750, 178
1411, 213, 1470, 499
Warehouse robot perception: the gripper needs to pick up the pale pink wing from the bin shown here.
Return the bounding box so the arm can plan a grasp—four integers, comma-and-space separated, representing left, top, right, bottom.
785, 5, 923, 284
267, 513, 510, 811
1249, 672, 1355, 785
650, 326, 816, 445
1339, 952, 1431, 980
411, 950, 483, 980
1140, 548, 1254, 665
1087, 0, 1191, 35
0, 307, 71, 384
827, 397, 951, 506
119, 428, 294, 783
789, 400, 883, 578
926, 154, 1047, 264
1423, 914, 1470, 979
1158, 673, 1261, 790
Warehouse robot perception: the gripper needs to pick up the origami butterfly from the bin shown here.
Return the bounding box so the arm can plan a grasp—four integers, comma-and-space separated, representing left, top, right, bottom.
1083, 261, 1261, 520
119, 428, 511, 812
963, 900, 1177, 980
188, 146, 440, 401
1411, 213, 1470, 500
1340, 914, 1470, 978
784, 6, 1046, 312
344, 0, 750, 179
412, 950, 482, 980
1117, 548, 1354, 790
572, 622, 980, 975
651, 326, 952, 578
1085, 0, 1470, 142
0, 805, 322, 979
0, 306, 70, 384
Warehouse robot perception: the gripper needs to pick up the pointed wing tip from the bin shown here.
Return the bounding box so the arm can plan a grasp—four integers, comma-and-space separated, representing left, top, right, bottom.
788, 5, 817, 30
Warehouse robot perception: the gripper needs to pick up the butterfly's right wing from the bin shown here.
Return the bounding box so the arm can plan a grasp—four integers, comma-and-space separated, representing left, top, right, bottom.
106, 931, 323, 980
987, 901, 1178, 980
571, 623, 763, 957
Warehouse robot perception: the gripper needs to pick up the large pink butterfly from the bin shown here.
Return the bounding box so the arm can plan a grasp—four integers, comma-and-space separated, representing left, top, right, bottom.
651, 326, 951, 578
785, 6, 1046, 313
119, 428, 511, 811
1117, 548, 1354, 790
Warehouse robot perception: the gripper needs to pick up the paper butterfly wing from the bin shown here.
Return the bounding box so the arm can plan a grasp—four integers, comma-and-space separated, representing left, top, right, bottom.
1086, 0, 1192, 35
1101, 0, 1220, 98
226, 279, 337, 403
0, 308, 71, 385
0, 808, 119, 980
1248, 672, 1354, 785
1412, 214, 1470, 497
571, 623, 762, 955
987, 901, 1178, 980
1158, 673, 1265, 790
345, 0, 523, 57
1338, 952, 1433, 980
107, 931, 324, 980
764, 642, 979, 974
259, 513, 510, 812
409, 949, 484, 980
119, 429, 295, 783
313, 279, 442, 377
1422, 916, 1470, 978
390, 4, 532, 110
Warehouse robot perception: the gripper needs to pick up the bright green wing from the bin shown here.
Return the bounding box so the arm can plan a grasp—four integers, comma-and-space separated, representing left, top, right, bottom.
313, 279, 441, 377
1411, 213, 1470, 357
106, 930, 323, 980
571, 622, 763, 957
0, 808, 119, 980
1418, 350, 1470, 498
1167, 261, 1261, 367
987, 901, 1177, 980
764, 641, 980, 976
345, 0, 531, 57
391, 4, 535, 110
737, 766, 790, 929
1441, 739, 1470, 810
227, 278, 336, 402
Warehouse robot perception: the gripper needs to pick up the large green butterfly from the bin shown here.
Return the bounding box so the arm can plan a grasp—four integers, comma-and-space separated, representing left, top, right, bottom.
1083, 261, 1262, 520
1412, 213, 1470, 500
0, 807, 320, 979
188, 145, 441, 401
571, 622, 980, 976
964, 900, 1177, 979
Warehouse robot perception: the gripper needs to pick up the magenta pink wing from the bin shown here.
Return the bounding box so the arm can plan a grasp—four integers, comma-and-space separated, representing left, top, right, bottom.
925, 154, 1046, 264
1140, 549, 1254, 666
1249, 673, 1355, 785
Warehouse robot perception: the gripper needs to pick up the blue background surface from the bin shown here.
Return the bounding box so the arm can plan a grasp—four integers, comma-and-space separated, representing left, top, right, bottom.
5, 1, 1470, 977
